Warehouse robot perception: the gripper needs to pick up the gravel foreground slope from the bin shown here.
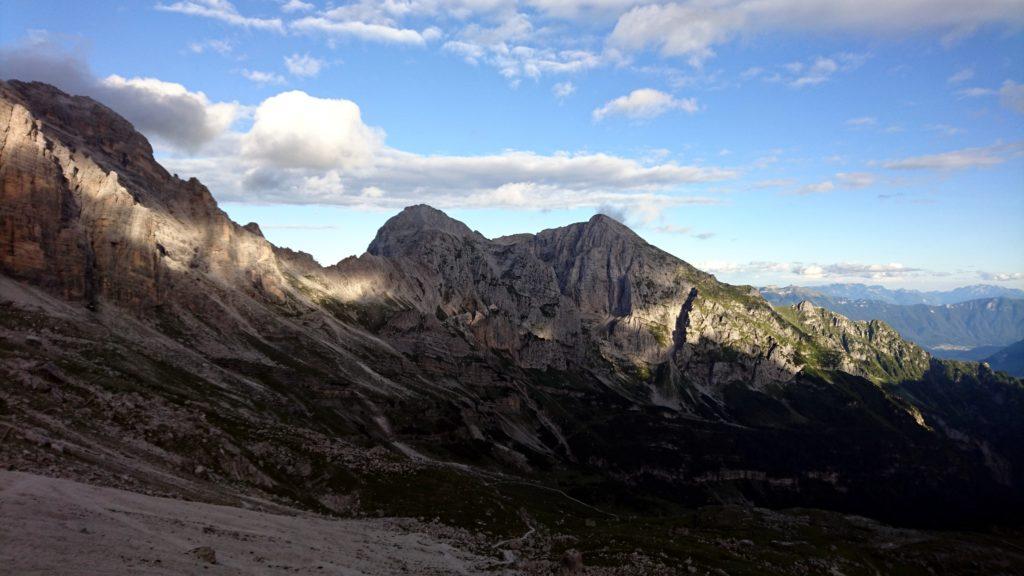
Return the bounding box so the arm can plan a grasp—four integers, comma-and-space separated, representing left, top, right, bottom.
0, 471, 511, 576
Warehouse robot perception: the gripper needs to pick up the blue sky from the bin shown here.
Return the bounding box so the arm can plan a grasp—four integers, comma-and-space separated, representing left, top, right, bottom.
1, 0, 1022, 289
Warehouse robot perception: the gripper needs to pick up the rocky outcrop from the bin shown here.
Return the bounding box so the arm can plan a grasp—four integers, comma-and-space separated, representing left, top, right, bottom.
787, 300, 930, 383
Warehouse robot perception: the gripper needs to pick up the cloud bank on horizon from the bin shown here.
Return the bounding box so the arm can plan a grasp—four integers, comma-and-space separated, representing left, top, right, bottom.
0, 0, 1021, 288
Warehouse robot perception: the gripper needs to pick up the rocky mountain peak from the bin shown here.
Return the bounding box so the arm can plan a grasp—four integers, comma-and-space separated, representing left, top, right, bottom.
586, 212, 629, 228
366, 204, 483, 257
0, 80, 165, 186
795, 300, 817, 313
530, 211, 651, 266
576, 212, 644, 243
243, 222, 265, 238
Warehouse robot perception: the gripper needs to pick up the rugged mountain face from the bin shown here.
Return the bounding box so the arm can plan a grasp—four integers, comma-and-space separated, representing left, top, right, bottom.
781, 300, 930, 383
318, 204, 802, 395
2, 79, 1024, 565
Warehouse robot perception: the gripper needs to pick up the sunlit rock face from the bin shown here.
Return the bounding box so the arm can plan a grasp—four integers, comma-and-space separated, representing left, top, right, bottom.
791, 300, 931, 383
2, 79, 1023, 530
0, 81, 291, 313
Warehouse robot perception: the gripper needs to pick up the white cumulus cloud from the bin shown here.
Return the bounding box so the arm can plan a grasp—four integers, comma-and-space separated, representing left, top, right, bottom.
592, 88, 697, 121
159, 87, 732, 213
242, 91, 385, 171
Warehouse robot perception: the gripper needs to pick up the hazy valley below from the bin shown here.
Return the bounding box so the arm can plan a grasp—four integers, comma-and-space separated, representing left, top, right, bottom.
760, 285, 1024, 373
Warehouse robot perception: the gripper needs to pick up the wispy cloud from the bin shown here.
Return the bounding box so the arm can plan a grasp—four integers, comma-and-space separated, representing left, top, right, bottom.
653, 224, 715, 239
845, 115, 905, 134
947, 67, 974, 84
959, 80, 1024, 114
280, 0, 314, 13
187, 38, 233, 55
835, 172, 875, 188
754, 178, 797, 189
786, 172, 875, 195
883, 142, 1022, 171
552, 81, 576, 100
609, 1, 1023, 66
284, 53, 325, 77
700, 260, 928, 280
242, 69, 286, 85
978, 271, 1024, 282
787, 56, 837, 87
291, 16, 439, 46
926, 124, 964, 137
792, 181, 835, 195
156, 0, 284, 32
742, 53, 866, 88
999, 80, 1024, 114
441, 13, 606, 82
846, 116, 877, 127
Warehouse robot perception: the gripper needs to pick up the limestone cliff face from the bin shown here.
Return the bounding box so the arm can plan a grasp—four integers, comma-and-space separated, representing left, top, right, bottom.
0, 80, 293, 315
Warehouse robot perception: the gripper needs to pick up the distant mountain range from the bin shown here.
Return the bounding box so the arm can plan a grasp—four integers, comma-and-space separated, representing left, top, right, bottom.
761, 283, 1024, 306
761, 285, 1024, 363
